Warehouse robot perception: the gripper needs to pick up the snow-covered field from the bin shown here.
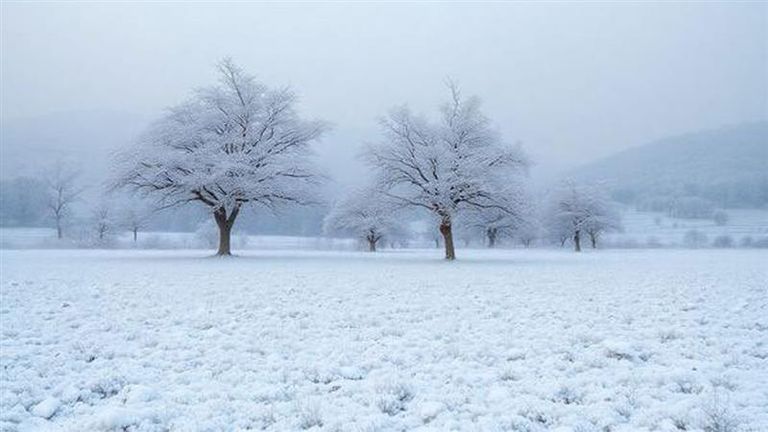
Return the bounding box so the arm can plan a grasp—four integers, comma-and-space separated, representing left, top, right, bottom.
1, 249, 766, 431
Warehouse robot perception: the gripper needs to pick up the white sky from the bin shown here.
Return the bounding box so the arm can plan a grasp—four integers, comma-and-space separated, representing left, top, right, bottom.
2, 2, 766, 183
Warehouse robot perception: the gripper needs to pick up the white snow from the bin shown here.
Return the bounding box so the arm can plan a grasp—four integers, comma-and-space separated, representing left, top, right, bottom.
1, 248, 766, 431
30, 397, 60, 419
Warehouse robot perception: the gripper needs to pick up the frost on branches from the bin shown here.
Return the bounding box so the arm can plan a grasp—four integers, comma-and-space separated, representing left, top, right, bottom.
544, 181, 622, 251
461, 180, 536, 248
365, 84, 528, 260
323, 187, 401, 252
115, 59, 327, 255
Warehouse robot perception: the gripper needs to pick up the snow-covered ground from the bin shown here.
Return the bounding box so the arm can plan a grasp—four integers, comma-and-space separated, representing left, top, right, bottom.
1, 249, 766, 431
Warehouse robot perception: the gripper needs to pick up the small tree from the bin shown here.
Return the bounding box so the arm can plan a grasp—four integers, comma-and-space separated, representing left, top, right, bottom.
544, 181, 620, 252
516, 216, 541, 248
583, 202, 621, 249
683, 229, 708, 248
91, 201, 115, 244
463, 181, 534, 248
117, 198, 153, 243
324, 187, 401, 252
366, 83, 528, 260
46, 162, 83, 239
115, 59, 327, 255
712, 210, 729, 226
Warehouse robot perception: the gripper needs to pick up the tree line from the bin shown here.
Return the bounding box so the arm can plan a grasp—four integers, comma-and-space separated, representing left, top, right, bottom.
110, 60, 622, 258
2, 60, 621, 257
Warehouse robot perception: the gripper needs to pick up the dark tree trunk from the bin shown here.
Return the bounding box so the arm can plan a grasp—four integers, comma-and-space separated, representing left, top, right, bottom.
213, 206, 240, 256
574, 229, 581, 252
439, 220, 456, 260
133, 228, 138, 243
434, 237, 440, 248
487, 228, 497, 248
56, 219, 62, 239
367, 238, 377, 252
589, 232, 597, 249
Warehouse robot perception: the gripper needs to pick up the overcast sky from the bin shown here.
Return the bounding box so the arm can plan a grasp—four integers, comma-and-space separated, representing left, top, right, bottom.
2, 2, 766, 184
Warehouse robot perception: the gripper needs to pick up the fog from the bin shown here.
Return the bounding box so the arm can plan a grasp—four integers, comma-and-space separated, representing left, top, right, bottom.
3, 2, 766, 185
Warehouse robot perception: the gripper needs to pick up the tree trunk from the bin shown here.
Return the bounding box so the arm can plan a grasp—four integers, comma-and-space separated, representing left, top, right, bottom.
133, 228, 138, 243
574, 230, 581, 252
56, 219, 63, 239
213, 206, 240, 256
487, 228, 497, 248
367, 237, 377, 252
589, 232, 597, 249
439, 220, 456, 260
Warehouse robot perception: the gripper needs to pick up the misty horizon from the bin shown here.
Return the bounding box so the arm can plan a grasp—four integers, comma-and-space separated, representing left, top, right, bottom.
2, 2, 766, 186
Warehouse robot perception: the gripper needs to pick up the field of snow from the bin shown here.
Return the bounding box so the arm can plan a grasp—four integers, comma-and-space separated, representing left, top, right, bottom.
1, 249, 766, 431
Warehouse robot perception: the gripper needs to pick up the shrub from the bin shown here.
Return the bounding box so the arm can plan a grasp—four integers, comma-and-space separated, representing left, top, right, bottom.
712, 210, 729, 226
712, 235, 733, 248
683, 229, 708, 248
375, 381, 414, 415
296, 400, 323, 429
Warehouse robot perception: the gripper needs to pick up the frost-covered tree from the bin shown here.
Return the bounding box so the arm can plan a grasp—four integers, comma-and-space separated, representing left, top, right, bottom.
544, 181, 621, 252
583, 202, 621, 249
516, 218, 541, 248
324, 187, 401, 252
115, 59, 327, 255
117, 199, 153, 243
91, 201, 115, 244
46, 163, 83, 239
365, 84, 528, 260
462, 181, 533, 248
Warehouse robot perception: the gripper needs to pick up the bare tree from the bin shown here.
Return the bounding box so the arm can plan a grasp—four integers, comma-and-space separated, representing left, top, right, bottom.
46, 163, 82, 239
115, 59, 327, 255
323, 187, 401, 252
366, 83, 528, 260
91, 201, 115, 244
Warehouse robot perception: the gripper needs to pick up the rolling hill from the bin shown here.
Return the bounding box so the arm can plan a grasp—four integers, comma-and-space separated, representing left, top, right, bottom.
569, 121, 768, 208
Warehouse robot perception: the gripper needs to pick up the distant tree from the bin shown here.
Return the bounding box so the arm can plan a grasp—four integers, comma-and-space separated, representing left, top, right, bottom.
683, 229, 708, 248
544, 181, 621, 252
712, 235, 733, 248
46, 163, 83, 239
712, 210, 729, 226
324, 187, 401, 252
115, 59, 327, 255
583, 202, 622, 249
516, 217, 541, 248
118, 199, 153, 243
462, 181, 534, 248
365, 83, 528, 260
91, 201, 115, 244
